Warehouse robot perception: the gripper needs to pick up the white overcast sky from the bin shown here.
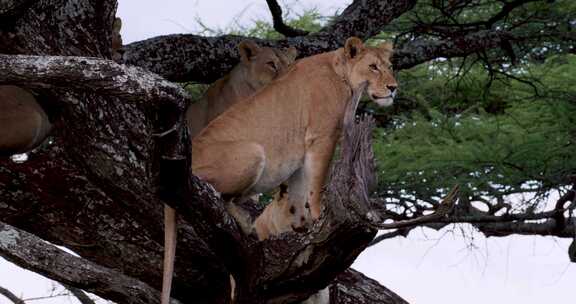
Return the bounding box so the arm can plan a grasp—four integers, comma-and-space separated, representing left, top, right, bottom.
1, 1, 573, 304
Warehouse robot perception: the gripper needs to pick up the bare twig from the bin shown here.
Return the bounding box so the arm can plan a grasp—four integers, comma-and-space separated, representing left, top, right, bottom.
265, 0, 309, 37
368, 229, 412, 247
0, 286, 25, 304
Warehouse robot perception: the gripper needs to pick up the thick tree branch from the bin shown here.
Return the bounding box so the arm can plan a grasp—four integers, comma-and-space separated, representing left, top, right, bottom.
318, 0, 417, 40
0, 0, 116, 57
0, 222, 180, 304
395, 29, 514, 69
370, 213, 575, 247
265, 0, 309, 37
0, 54, 189, 105
473, 219, 575, 238
332, 269, 409, 304
371, 187, 576, 247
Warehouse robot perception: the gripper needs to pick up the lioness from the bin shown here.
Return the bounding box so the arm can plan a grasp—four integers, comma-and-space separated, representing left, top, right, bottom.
185, 40, 298, 139
0, 85, 52, 157
192, 37, 397, 231
161, 41, 297, 304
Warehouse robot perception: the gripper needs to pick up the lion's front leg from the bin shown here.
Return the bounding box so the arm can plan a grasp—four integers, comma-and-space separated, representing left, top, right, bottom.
304, 143, 336, 219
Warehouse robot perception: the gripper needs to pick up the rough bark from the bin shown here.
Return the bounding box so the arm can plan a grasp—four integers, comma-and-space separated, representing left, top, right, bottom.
0, 0, 34, 20
0, 54, 189, 103
331, 269, 409, 304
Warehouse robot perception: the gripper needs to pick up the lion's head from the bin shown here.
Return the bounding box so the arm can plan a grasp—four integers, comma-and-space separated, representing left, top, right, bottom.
253, 185, 312, 240
337, 37, 398, 107
237, 40, 298, 89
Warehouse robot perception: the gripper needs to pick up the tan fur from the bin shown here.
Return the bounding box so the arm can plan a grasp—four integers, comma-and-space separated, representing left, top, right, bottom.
161, 41, 297, 304
193, 37, 398, 236
253, 185, 311, 240
0, 85, 52, 156
185, 41, 298, 139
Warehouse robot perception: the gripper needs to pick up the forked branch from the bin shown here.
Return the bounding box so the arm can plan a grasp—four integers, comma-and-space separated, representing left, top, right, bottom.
372, 185, 459, 230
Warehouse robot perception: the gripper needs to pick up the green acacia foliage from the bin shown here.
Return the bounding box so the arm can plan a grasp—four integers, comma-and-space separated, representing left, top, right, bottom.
375, 55, 576, 207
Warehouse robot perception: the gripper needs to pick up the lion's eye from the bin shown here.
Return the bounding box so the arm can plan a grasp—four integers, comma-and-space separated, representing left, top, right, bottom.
266, 61, 277, 70
369, 64, 379, 71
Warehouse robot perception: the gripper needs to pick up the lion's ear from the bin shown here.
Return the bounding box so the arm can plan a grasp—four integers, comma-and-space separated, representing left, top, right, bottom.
344, 37, 364, 59
238, 40, 261, 63
285, 46, 298, 61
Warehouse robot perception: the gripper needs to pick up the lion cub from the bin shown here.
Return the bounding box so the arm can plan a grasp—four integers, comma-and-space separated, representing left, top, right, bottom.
253, 185, 312, 240
0, 86, 52, 157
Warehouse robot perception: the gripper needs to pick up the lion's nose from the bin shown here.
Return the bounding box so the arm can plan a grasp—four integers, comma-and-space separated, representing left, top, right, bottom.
387, 85, 397, 93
